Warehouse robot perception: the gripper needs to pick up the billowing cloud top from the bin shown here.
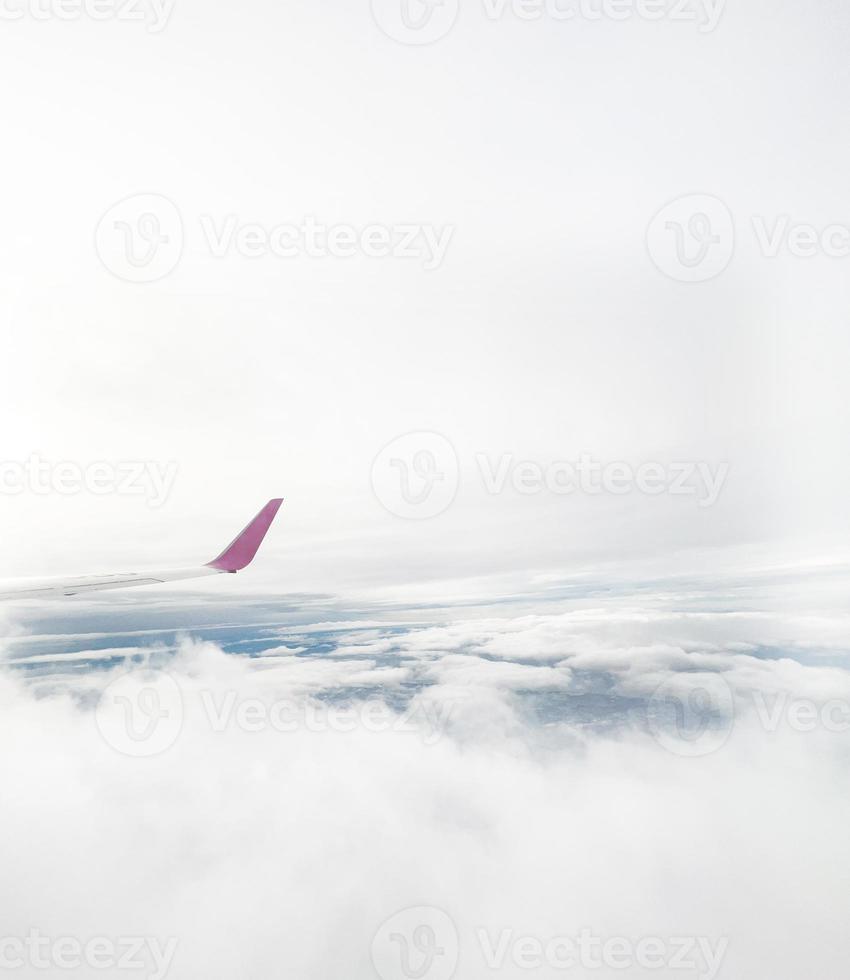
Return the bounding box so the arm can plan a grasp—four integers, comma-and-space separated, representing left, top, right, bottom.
1, 559, 849, 979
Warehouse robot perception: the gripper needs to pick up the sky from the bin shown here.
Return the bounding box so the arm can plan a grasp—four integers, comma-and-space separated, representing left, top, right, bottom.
0, 0, 849, 591
1, 1, 850, 978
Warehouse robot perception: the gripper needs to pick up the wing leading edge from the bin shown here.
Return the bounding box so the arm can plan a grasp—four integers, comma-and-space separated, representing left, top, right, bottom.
0, 499, 283, 602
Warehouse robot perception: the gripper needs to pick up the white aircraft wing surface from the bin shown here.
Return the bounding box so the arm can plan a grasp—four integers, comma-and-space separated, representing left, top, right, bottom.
0, 499, 283, 601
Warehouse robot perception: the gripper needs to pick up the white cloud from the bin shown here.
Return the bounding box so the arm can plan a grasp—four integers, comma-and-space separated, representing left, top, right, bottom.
1, 593, 850, 979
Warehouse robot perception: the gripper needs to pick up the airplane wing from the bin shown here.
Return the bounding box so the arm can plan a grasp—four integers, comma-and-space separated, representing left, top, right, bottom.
0, 499, 283, 602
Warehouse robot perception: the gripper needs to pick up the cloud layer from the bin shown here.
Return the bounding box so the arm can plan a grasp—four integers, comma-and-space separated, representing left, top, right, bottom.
2, 582, 850, 979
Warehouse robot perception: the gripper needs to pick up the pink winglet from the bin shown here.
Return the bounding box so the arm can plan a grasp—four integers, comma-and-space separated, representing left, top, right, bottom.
206, 499, 284, 573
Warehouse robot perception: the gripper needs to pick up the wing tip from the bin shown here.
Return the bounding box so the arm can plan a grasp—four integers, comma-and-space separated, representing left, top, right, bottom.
206, 498, 284, 573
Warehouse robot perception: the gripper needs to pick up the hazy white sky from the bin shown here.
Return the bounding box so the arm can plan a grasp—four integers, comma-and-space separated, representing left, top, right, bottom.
1, 0, 848, 593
